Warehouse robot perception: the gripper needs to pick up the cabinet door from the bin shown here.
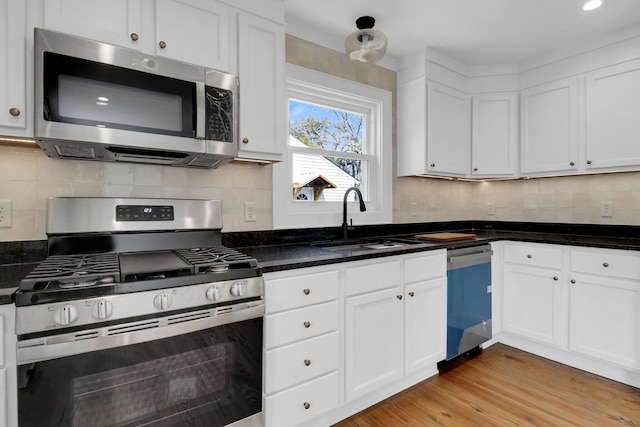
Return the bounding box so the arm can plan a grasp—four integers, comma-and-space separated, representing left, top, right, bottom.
404, 277, 447, 374
503, 265, 564, 346
43, 0, 142, 48
345, 287, 403, 401
569, 274, 640, 369
236, 12, 285, 161
471, 93, 517, 177
0, 0, 27, 134
585, 60, 640, 170
155, 0, 232, 71
520, 78, 578, 175
427, 81, 471, 176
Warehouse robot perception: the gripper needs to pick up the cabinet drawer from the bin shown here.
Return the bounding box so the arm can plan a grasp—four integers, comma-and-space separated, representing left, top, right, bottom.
264, 371, 338, 427
504, 244, 562, 269
571, 250, 640, 280
265, 270, 338, 314
265, 332, 339, 394
404, 251, 446, 283
346, 259, 402, 296
265, 301, 338, 349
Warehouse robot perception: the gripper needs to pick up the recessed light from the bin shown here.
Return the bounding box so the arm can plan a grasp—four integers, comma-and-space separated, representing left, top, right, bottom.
97, 96, 109, 102
583, 0, 603, 11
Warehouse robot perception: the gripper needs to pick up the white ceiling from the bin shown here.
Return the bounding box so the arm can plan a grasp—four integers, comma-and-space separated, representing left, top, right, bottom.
283, 0, 640, 69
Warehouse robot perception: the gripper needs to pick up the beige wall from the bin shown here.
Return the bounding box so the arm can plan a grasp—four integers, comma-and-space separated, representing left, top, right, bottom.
2, 35, 639, 242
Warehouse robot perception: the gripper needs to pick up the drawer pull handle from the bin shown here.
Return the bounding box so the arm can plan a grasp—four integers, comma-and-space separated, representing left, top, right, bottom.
303, 402, 311, 410
553, 276, 558, 281
397, 295, 403, 300
303, 288, 311, 295
9, 107, 20, 116
602, 262, 609, 268
303, 321, 311, 328
409, 291, 415, 297
304, 359, 311, 366
526, 254, 532, 259
130, 33, 139, 41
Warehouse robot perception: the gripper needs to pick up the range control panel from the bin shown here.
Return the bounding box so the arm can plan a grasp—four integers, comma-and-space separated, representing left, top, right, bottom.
116, 205, 174, 221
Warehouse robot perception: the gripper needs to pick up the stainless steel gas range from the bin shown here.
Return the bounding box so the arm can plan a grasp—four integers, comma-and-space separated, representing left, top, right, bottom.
15, 197, 264, 427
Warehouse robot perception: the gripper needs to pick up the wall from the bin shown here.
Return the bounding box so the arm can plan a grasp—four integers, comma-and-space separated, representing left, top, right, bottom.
2, 35, 639, 242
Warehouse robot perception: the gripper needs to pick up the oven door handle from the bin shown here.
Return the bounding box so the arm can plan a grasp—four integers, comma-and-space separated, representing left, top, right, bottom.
17, 301, 264, 365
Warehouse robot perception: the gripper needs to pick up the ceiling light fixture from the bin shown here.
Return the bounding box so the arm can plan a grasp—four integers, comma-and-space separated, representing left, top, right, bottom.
583, 0, 603, 11
344, 16, 388, 65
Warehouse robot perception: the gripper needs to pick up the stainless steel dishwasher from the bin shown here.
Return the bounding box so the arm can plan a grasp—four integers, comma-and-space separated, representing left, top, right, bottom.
446, 245, 492, 360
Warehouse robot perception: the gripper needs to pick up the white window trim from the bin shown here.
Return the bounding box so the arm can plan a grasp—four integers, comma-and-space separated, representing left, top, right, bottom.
273, 64, 392, 230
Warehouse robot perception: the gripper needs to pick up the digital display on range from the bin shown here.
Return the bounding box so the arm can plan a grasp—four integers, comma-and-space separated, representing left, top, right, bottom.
116, 205, 174, 221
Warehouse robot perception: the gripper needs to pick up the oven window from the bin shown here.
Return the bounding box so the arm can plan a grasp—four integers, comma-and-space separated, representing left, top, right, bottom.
18, 317, 262, 427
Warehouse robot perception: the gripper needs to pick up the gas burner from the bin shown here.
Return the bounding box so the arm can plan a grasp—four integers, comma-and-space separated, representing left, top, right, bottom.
206, 264, 229, 273
59, 275, 116, 289
176, 247, 258, 274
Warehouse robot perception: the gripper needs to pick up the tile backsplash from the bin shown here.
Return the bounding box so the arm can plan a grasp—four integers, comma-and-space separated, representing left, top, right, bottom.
0, 145, 273, 241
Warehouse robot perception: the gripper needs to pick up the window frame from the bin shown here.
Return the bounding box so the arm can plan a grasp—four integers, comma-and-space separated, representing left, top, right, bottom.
273, 64, 392, 230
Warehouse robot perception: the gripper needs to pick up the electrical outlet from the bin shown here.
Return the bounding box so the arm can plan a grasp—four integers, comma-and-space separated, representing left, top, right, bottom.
600, 201, 613, 217
244, 202, 256, 222
410, 202, 417, 217
487, 203, 496, 216
0, 200, 12, 228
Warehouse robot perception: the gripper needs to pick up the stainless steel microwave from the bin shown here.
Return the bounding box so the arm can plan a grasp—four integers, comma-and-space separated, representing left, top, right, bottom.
34, 28, 239, 168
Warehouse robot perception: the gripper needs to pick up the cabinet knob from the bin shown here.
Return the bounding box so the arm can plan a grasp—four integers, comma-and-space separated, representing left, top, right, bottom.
571, 279, 576, 284
397, 295, 403, 300
409, 291, 415, 297
304, 359, 311, 366
569, 161, 575, 166
553, 276, 558, 281
527, 254, 532, 259
159, 40, 167, 49
303, 402, 311, 410
242, 137, 249, 144
303, 321, 311, 328
473, 167, 478, 172
430, 163, 436, 168
9, 107, 20, 117
130, 33, 139, 41
586, 160, 592, 165
303, 288, 311, 295
602, 262, 609, 268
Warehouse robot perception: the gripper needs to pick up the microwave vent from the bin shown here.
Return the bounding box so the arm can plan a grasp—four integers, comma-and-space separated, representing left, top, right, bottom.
55, 144, 96, 159
188, 157, 224, 168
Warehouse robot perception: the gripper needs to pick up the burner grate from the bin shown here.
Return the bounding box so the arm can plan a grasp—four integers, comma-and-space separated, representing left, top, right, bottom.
176, 247, 258, 274
20, 253, 120, 289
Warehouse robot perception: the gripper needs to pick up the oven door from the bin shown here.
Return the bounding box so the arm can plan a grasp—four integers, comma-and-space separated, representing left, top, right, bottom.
17, 302, 264, 427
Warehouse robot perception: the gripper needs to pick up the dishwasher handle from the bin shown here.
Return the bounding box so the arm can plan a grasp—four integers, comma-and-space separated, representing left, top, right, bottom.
448, 249, 492, 269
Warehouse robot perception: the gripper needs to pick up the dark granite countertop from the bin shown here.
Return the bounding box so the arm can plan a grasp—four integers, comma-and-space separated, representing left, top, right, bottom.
3, 221, 640, 303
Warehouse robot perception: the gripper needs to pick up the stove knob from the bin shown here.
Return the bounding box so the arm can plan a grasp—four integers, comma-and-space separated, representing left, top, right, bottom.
206, 285, 223, 301
230, 281, 246, 297
154, 292, 172, 310
54, 304, 79, 326
92, 299, 113, 320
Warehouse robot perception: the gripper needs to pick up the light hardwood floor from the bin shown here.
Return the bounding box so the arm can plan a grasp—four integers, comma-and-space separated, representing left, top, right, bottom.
333, 343, 640, 426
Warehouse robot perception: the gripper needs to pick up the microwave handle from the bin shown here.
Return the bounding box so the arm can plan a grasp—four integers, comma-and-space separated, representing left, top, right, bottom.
195, 81, 205, 139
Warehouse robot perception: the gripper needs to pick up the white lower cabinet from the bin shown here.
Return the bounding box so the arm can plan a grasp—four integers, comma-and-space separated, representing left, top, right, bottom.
0, 304, 16, 427
496, 241, 640, 388
263, 249, 448, 426
263, 266, 340, 427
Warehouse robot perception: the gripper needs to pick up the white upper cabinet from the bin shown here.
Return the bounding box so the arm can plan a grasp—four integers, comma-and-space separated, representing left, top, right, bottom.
154, 0, 233, 71
43, 0, 233, 72
471, 93, 517, 177
397, 79, 470, 177
43, 0, 143, 49
0, 0, 28, 136
520, 78, 579, 175
236, 12, 285, 161
585, 59, 640, 171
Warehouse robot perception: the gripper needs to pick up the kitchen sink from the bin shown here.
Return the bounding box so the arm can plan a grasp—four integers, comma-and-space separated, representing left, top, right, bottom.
313, 237, 436, 253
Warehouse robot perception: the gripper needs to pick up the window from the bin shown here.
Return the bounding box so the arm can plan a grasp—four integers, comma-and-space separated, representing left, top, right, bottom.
273, 64, 392, 229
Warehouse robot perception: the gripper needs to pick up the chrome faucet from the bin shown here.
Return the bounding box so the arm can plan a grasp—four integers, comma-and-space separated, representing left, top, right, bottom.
342, 186, 366, 240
